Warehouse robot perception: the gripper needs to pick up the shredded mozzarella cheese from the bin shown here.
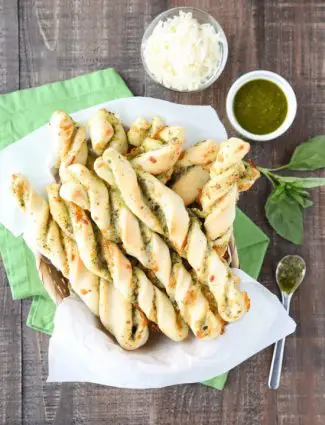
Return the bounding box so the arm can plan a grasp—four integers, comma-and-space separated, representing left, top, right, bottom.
143, 11, 221, 91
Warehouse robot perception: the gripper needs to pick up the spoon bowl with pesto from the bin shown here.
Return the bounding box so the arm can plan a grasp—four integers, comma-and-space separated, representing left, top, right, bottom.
226, 70, 297, 141
268, 255, 306, 389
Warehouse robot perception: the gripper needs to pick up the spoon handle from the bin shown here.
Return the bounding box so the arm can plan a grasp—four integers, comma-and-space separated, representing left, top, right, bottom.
268, 293, 292, 390
268, 337, 286, 389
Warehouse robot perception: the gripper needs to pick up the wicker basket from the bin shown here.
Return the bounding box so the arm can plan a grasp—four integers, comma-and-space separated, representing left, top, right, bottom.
36, 253, 70, 304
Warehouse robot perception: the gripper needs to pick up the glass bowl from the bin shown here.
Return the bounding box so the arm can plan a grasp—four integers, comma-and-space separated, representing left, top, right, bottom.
141, 7, 228, 93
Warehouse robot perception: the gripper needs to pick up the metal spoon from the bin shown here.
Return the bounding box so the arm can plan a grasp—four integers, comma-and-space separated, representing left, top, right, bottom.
268, 255, 306, 390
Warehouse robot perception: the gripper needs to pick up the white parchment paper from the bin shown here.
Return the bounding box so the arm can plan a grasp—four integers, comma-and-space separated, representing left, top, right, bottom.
0, 97, 296, 388
48, 269, 295, 388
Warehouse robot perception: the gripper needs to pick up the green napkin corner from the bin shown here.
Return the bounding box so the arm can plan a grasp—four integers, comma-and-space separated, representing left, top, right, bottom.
0, 69, 269, 389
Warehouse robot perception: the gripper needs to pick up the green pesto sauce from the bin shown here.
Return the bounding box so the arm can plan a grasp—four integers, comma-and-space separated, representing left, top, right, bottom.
277, 256, 305, 294
234, 79, 288, 135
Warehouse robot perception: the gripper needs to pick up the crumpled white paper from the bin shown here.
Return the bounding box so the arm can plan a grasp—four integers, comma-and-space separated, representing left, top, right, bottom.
48, 269, 295, 388
0, 97, 296, 388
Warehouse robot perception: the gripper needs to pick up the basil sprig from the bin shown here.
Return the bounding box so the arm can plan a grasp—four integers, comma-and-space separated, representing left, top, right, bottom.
258, 136, 325, 244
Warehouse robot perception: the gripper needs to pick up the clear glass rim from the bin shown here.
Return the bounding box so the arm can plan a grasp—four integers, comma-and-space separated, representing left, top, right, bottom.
141, 7, 229, 93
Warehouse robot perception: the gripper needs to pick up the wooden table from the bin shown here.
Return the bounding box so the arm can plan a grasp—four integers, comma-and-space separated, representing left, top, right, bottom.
1, 1, 324, 424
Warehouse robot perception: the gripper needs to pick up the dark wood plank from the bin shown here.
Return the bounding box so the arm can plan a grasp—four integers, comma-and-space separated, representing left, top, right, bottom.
0, 1, 21, 425
0, 256, 22, 425
0, 0, 19, 92
0, 0, 324, 424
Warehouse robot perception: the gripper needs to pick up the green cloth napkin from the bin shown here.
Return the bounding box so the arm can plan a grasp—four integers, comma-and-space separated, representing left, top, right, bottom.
0, 69, 269, 390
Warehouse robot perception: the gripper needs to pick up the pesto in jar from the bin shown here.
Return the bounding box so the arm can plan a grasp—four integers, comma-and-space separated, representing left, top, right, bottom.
234, 79, 288, 135
277, 255, 305, 294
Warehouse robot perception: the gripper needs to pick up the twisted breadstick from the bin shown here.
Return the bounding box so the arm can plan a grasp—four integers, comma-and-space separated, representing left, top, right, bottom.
127, 117, 184, 176
96, 150, 164, 235
65, 202, 189, 342
48, 176, 188, 341
59, 163, 114, 241
60, 165, 223, 339
50, 111, 88, 173
12, 175, 149, 350
200, 138, 260, 255
169, 138, 259, 256
170, 140, 219, 206
127, 116, 162, 146
96, 148, 190, 253
94, 147, 251, 322
88, 109, 128, 155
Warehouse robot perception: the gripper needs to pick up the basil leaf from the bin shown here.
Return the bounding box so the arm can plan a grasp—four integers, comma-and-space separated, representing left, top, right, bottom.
288, 136, 325, 170
287, 190, 313, 208
278, 176, 325, 188
265, 188, 303, 244
292, 188, 309, 197
283, 183, 309, 199
301, 198, 313, 208
287, 190, 305, 206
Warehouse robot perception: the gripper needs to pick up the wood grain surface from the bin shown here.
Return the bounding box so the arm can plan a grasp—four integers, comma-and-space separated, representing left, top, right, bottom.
1, 0, 325, 424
